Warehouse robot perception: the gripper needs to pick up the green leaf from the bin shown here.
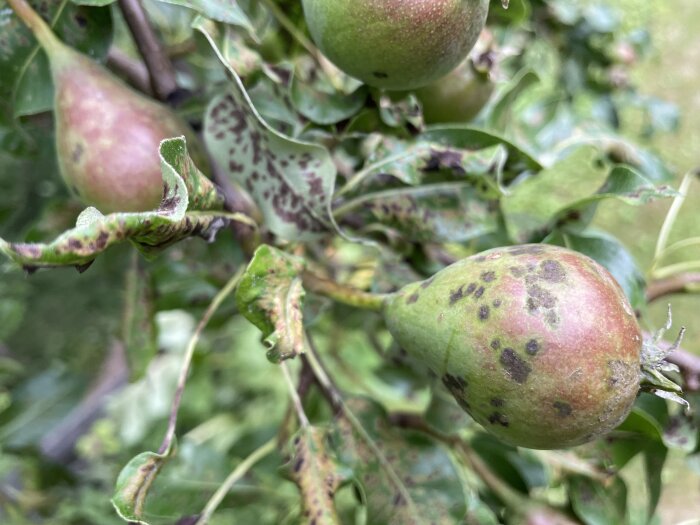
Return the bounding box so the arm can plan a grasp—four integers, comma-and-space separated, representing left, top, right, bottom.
235, 245, 305, 363
0, 0, 113, 117
288, 426, 345, 525
569, 476, 628, 525
501, 146, 609, 243
290, 69, 368, 125
111, 444, 175, 525
159, 0, 259, 35
197, 18, 338, 241
0, 137, 241, 270
485, 68, 539, 133
642, 441, 667, 519
332, 398, 467, 525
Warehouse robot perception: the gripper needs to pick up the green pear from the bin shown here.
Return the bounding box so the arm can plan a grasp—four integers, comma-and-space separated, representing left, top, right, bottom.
383, 244, 642, 449
302, 0, 490, 90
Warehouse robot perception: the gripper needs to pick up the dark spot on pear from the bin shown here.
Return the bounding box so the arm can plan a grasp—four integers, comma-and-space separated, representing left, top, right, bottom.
525, 339, 540, 356
373, 71, 389, 79
478, 305, 490, 321
488, 412, 509, 427
406, 293, 419, 304
527, 285, 557, 309
474, 286, 485, 299
510, 266, 525, 277
466, 282, 477, 295
492, 298, 502, 308
72, 144, 83, 163
449, 285, 464, 305
490, 339, 501, 350
490, 398, 504, 407
500, 348, 531, 384
545, 310, 559, 327
420, 277, 435, 289
553, 401, 572, 417
539, 260, 566, 283
481, 271, 496, 282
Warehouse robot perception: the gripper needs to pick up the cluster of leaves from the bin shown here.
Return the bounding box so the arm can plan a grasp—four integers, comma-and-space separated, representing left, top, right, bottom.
0, 0, 698, 524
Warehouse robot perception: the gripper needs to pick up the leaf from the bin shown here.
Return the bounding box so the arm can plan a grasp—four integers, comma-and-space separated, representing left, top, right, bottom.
569, 476, 628, 525
0, 0, 113, 117
420, 125, 542, 176
662, 414, 698, 452
197, 18, 338, 241
111, 444, 175, 525
289, 427, 344, 525
642, 441, 667, 519
290, 70, 368, 125
552, 165, 677, 230
235, 245, 306, 363
337, 182, 498, 244
501, 146, 609, 243
0, 137, 241, 270
331, 398, 467, 525
485, 68, 539, 133
158, 0, 259, 36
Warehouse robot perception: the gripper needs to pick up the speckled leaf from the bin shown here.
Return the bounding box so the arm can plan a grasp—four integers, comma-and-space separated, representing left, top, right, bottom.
336, 183, 498, 243
662, 414, 698, 452
0, 0, 113, 117
235, 245, 305, 363
289, 426, 344, 525
420, 126, 542, 177
111, 443, 174, 525
338, 140, 505, 197
0, 137, 242, 271
332, 398, 467, 525
197, 18, 337, 241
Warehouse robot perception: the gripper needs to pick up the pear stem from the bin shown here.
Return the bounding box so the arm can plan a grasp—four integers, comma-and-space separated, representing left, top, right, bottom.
6, 0, 62, 52
301, 271, 389, 312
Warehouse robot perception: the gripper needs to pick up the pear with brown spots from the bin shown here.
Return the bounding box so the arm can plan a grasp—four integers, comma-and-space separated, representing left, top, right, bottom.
383, 244, 642, 449
7, 0, 206, 213
302, 0, 490, 90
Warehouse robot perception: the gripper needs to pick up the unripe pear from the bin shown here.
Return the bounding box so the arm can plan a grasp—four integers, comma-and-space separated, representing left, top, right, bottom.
383, 244, 642, 449
7, 0, 207, 213
301, 0, 490, 90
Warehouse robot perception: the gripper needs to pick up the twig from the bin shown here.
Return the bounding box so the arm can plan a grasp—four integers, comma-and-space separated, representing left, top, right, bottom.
118, 0, 179, 102
646, 272, 700, 302
106, 47, 153, 95
281, 362, 310, 427
159, 269, 243, 454
302, 270, 389, 311
195, 438, 277, 525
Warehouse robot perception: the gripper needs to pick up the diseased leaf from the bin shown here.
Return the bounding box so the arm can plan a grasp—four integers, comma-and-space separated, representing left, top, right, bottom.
289, 427, 344, 525
332, 398, 467, 525
197, 18, 337, 241
111, 444, 175, 525
235, 245, 305, 362
0, 137, 243, 270
336, 183, 498, 244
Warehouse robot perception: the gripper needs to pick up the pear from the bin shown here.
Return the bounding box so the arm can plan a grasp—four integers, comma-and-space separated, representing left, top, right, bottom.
302, 0, 490, 90
7, 0, 206, 213
383, 244, 642, 449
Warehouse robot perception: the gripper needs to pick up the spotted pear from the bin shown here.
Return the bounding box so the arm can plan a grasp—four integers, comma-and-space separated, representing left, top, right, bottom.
383, 244, 642, 449
7, 0, 207, 213
301, 0, 490, 90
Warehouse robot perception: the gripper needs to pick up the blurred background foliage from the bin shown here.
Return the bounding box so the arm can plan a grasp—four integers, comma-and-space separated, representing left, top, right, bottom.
0, 0, 698, 523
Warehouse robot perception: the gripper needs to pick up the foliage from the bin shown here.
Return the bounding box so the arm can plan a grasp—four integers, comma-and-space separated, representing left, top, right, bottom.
0, 0, 698, 524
